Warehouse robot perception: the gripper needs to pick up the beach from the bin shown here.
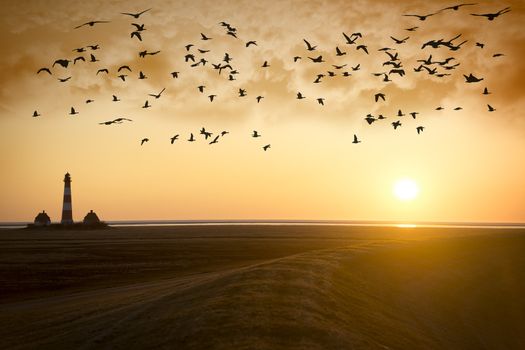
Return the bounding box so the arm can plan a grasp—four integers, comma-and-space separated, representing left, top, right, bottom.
1, 225, 524, 349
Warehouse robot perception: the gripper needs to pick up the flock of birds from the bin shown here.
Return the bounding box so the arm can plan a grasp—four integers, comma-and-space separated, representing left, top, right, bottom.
32, 3, 510, 148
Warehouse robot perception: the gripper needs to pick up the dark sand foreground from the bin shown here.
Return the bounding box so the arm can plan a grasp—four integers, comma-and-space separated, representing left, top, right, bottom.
1, 225, 524, 349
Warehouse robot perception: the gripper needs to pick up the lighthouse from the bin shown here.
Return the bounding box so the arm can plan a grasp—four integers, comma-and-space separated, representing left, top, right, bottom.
61, 172, 73, 224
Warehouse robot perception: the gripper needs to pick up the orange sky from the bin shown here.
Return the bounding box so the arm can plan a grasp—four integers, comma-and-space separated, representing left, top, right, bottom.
1, 0, 524, 223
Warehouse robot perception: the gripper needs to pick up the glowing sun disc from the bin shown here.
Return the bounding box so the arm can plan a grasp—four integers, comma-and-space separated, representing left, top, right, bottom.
394, 179, 419, 201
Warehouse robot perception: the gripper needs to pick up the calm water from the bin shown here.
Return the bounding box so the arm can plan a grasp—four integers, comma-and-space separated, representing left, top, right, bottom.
2, 220, 525, 230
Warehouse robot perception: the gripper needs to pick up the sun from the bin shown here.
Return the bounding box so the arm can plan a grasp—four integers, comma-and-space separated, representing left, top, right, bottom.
393, 179, 419, 201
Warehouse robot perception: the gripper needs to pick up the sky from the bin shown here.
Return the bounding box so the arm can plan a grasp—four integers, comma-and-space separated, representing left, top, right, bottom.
1, 0, 524, 223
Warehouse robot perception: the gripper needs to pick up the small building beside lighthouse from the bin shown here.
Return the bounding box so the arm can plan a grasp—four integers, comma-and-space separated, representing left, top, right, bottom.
34, 211, 51, 226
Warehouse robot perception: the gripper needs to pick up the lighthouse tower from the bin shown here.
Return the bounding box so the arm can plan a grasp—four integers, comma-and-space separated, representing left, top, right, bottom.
61, 172, 73, 224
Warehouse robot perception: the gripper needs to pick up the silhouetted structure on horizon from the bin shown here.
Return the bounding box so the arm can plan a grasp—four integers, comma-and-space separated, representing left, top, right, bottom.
83, 210, 101, 225
61, 173, 73, 224
34, 211, 51, 226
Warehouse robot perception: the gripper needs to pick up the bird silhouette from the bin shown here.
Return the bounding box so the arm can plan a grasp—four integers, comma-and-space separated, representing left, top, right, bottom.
487, 104, 496, 112
405, 26, 418, 31
209, 135, 220, 145
96, 68, 109, 75
85, 99, 94, 104
303, 39, 317, 51
170, 135, 179, 144
352, 64, 361, 71
208, 95, 216, 102
53, 59, 70, 68
73, 56, 85, 64
365, 115, 376, 125
440, 3, 477, 11
118, 65, 131, 72
132, 23, 146, 31
188, 133, 195, 142
149, 88, 166, 99
476, 42, 485, 48
74, 20, 110, 29
122, 8, 152, 18
392, 121, 402, 129
140, 138, 149, 145
200, 33, 212, 40
471, 7, 510, 20
454, 107, 463, 110
464, 73, 483, 83
410, 112, 419, 119
112, 95, 120, 102
58, 76, 71, 82
246, 41, 257, 47
131, 31, 142, 41
252, 130, 261, 138
374, 93, 386, 102
171, 71, 179, 78
261, 61, 270, 67
293, 56, 302, 62
117, 74, 127, 81
342, 32, 357, 45
352, 134, 361, 144
483, 87, 491, 95
317, 98, 325, 105
403, 13, 436, 21
139, 71, 147, 79
142, 100, 151, 108
416, 126, 425, 134
221, 131, 229, 136
390, 36, 409, 44
356, 45, 369, 54
493, 53, 504, 58
69, 107, 78, 115
263, 144, 271, 151
308, 56, 324, 63
37, 67, 52, 74
198, 85, 205, 93
397, 110, 405, 117
87, 44, 99, 50
32, 110, 40, 117
297, 92, 305, 99
89, 54, 99, 62
238, 89, 247, 97
256, 96, 264, 103
335, 47, 346, 56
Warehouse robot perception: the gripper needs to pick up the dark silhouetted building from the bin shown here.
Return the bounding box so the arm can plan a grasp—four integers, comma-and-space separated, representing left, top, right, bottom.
83, 210, 101, 225
34, 211, 51, 226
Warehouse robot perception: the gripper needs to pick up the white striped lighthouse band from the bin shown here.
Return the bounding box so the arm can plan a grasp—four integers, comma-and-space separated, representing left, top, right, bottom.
61, 172, 73, 224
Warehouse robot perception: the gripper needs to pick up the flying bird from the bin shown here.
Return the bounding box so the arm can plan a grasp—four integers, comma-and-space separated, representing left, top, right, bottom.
403, 13, 436, 21
112, 95, 120, 102
140, 138, 149, 145
85, 99, 94, 104
317, 98, 325, 105
392, 121, 402, 129
74, 20, 110, 29
171, 71, 179, 78
374, 93, 385, 102
252, 130, 261, 138
390, 36, 409, 44
208, 94, 216, 102
148, 88, 166, 99
57, 76, 71, 82
37, 67, 52, 74
303, 39, 317, 51
73, 56, 85, 64
69, 107, 78, 115
132, 23, 146, 31
482, 87, 491, 95
246, 41, 257, 47
32, 110, 40, 117
256, 96, 264, 103
89, 54, 99, 62
464, 73, 483, 83
201, 33, 212, 40
142, 100, 151, 108
188, 133, 195, 142
263, 144, 271, 151
356, 45, 368, 54
170, 135, 179, 144
262, 61, 270, 67
209, 135, 220, 145
470, 7, 511, 20
96, 68, 109, 75
308, 56, 324, 63
117, 74, 127, 81
139, 71, 147, 79
335, 47, 346, 56
131, 31, 142, 41
53, 59, 70, 68
440, 3, 477, 11
198, 85, 205, 93
121, 8, 152, 18
297, 92, 305, 99
352, 134, 361, 144
416, 126, 425, 134
487, 104, 496, 112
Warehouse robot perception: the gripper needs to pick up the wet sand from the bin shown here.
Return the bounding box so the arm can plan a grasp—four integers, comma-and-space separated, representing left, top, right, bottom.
1, 225, 524, 349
